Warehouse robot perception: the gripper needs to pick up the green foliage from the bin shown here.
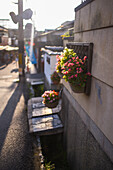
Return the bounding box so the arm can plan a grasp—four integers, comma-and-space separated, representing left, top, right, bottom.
61, 31, 71, 39
33, 84, 44, 97
51, 71, 60, 83
45, 161, 55, 170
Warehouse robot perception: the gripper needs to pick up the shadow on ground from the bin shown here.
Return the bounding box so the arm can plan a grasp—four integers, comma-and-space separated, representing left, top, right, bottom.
0, 64, 6, 70
0, 78, 34, 170
11, 68, 19, 73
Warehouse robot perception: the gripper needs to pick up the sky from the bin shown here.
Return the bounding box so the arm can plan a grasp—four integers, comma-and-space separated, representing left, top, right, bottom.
0, 0, 81, 31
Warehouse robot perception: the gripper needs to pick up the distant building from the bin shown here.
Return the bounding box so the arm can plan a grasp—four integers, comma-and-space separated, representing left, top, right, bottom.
41, 46, 63, 89
8, 29, 18, 46
0, 26, 8, 45
34, 20, 74, 72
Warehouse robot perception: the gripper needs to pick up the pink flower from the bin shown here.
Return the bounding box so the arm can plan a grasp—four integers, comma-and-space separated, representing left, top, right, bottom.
61, 70, 64, 74
86, 72, 91, 76
76, 56, 79, 60
72, 57, 75, 60
70, 75, 74, 78
74, 74, 77, 77
65, 71, 68, 75
61, 66, 65, 70
68, 68, 71, 72
79, 68, 83, 72
69, 59, 72, 62
69, 75, 74, 79
83, 56, 87, 60
68, 63, 74, 67
60, 55, 63, 58
76, 62, 79, 65
64, 62, 68, 66
56, 55, 59, 59
56, 58, 60, 62
73, 60, 76, 62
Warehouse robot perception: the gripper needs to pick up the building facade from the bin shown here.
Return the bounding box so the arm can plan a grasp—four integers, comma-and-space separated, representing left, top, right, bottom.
61, 0, 113, 169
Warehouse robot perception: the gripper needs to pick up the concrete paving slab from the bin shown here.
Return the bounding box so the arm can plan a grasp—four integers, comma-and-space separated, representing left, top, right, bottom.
32, 105, 62, 118
29, 114, 63, 135
27, 96, 63, 135
31, 81, 44, 86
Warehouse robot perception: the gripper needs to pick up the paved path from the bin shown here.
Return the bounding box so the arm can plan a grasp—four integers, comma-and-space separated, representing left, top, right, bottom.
0, 62, 34, 170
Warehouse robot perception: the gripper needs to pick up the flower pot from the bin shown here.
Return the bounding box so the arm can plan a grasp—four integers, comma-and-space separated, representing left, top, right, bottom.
69, 83, 85, 93
53, 80, 60, 85
45, 100, 59, 108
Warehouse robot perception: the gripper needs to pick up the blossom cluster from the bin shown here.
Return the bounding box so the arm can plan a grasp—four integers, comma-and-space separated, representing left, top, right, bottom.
56, 55, 63, 74
51, 71, 60, 82
56, 47, 91, 87
56, 48, 75, 74
42, 90, 59, 104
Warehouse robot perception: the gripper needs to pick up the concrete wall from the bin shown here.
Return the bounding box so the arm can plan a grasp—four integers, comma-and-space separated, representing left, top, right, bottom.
75, 0, 113, 32
61, 85, 113, 170
63, 37, 74, 47
61, 0, 113, 169
73, 0, 113, 145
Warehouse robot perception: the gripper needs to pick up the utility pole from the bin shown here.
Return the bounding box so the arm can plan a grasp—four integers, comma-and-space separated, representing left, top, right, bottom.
18, 0, 25, 77
10, 1, 33, 78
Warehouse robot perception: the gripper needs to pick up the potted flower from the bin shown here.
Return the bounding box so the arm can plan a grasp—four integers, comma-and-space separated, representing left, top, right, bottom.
56, 48, 75, 77
57, 47, 91, 93
51, 71, 61, 85
42, 90, 59, 108
56, 54, 63, 77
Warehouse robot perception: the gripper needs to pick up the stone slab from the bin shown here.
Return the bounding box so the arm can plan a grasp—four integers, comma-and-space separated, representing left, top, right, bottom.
32, 102, 45, 109
31, 81, 44, 86
29, 114, 63, 135
27, 97, 62, 119
26, 78, 44, 83
31, 97, 43, 103
32, 105, 61, 118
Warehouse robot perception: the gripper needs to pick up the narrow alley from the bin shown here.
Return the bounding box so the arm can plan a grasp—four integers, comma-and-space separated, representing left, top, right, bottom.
0, 62, 34, 170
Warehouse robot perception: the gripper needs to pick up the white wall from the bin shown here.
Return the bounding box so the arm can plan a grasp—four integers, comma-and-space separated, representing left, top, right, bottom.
44, 53, 57, 85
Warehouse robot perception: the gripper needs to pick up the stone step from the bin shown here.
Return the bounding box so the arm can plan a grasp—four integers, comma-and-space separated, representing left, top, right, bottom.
28, 97, 62, 118
27, 97, 63, 135
31, 81, 44, 86
32, 105, 61, 118
29, 114, 63, 135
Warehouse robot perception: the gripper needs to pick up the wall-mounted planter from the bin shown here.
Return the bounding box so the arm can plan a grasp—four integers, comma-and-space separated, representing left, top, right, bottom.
66, 42, 93, 95
52, 80, 60, 85
69, 82, 85, 93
